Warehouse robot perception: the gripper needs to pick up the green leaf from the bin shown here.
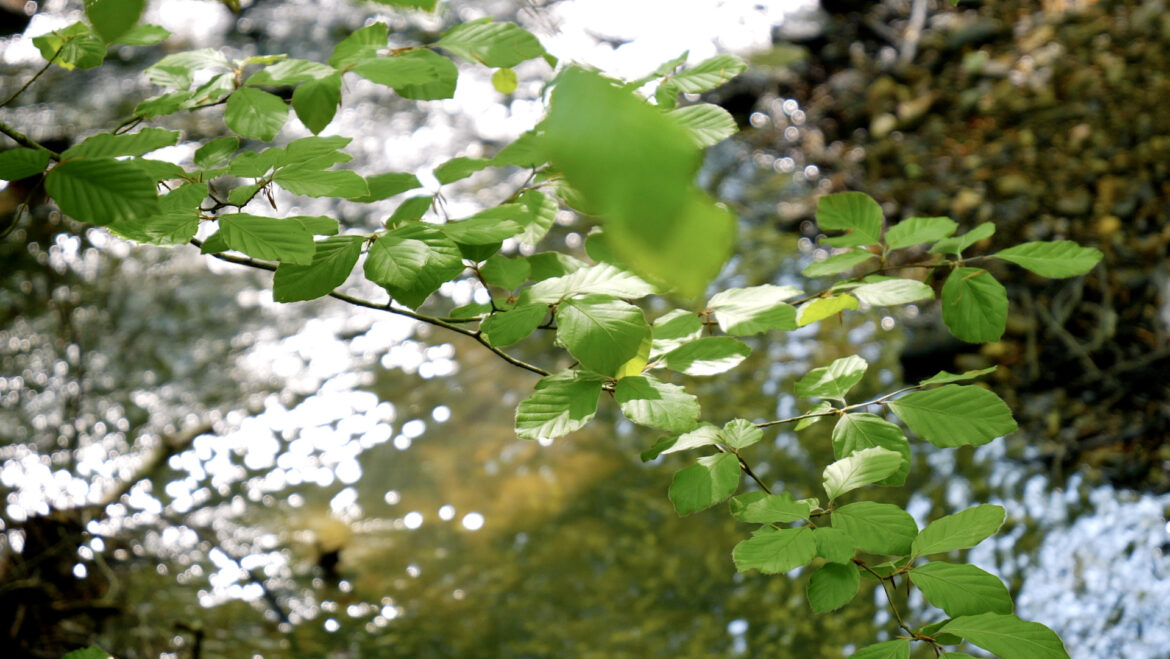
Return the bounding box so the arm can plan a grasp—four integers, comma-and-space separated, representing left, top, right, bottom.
480, 254, 530, 289
34, 23, 106, 70
707, 285, 801, 335
248, 59, 335, 86
912, 504, 1006, 557
482, 67, 518, 95
888, 385, 1017, 448
668, 103, 738, 148
884, 216, 958, 250
720, 418, 762, 449
527, 252, 585, 281
290, 215, 339, 236
919, 366, 997, 386
807, 563, 860, 613
146, 48, 230, 85
514, 370, 605, 440
615, 375, 700, 432
651, 425, 719, 459
224, 88, 289, 141
795, 401, 835, 431
939, 614, 1069, 659
851, 278, 934, 306
650, 309, 704, 358
495, 131, 547, 169
437, 19, 545, 67
274, 168, 369, 198
63, 648, 110, 659
293, 74, 342, 134
831, 501, 918, 555
812, 527, 857, 563
434, 157, 492, 185
388, 195, 433, 223
796, 355, 868, 402
385, 50, 458, 100
85, 0, 144, 43
523, 263, 656, 304
543, 67, 733, 297
816, 192, 883, 247
732, 527, 816, 574
555, 295, 650, 376
669, 453, 741, 516
993, 240, 1103, 278
849, 640, 910, 659
660, 337, 750, 376
367, 0, 438, 9
796, 294, 859, 326
911, 562, 1013, 617
729, 491, 811, 524
63, 128, 180, 159
363, 224, 464, 308
802, 249, 875, 278
351, 172, 421, 203
823, 446, 903, 500
194, 137, 239, 169
665, 55, 746, 94
0, 148, 52, 181
107, 181, 205, 245
218, 213, 314, 265
114, 24, 170, 46
941, 267, 1007, 343
272, 236, 363, 302
45, 158, 159, 225
481, 304, 547, 347
930, 222, 995, 256
515, 189, 556, 245
329, 22, 387, 68
832, 414, 910, 487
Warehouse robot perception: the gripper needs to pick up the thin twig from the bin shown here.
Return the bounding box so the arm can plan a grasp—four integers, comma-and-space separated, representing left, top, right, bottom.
190, 239, 551, 377
0, 118, 61, 159
0, 50, 61, 109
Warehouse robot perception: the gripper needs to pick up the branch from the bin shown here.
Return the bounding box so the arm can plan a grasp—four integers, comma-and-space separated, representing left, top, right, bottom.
189, 239, 551, 377
0, 117, 61, 159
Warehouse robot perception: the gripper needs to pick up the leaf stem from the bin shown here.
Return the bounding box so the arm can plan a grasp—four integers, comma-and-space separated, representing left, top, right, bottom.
0, 50, 61, 109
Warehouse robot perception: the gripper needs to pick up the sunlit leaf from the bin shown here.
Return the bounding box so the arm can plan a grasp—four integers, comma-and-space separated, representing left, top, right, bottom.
728, 491, 811, 524
796, 294, 859, 326
832, 413, 910, 486
218, 213, 314, 265
515, 370, 605, 440
481, 304, 547, 347
732, 527, 816, 574
930, 222, 995, 256
224, 87, 289, 141
437, 19, 546, 68
822, 446, 903, 500
796, 355, 868, 402
668, 103, 738, 147
556, 295, 651, 377
661, 337, 750, 376
707, 284, 801, 335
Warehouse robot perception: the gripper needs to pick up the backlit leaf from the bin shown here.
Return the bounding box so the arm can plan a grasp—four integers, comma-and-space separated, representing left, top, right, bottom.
832, 413, 910, 486
816, 192, 883, 247
796, 355, 868, 402
728, 491, 811, 524
822, 446, 903, 500
556, 295, 651, 377
661, 337, 750, 376
993, 240, 1103, 278
437, 19, 545, 68
831, 501, 918, 555
481, 304, 547, 347
884, 216, 957, 250
224, 87, 289, 141
911, 562, 1013, 617
807, 563, 860, 613
732, 527, 816, 574
515, 370, 605, 440
272, 235, 363, 302
707, 285, 801, 335
615, 375, 700, 432
939, 614, 1069, 659
912, 504, 1006, 557
45, 158, 159, 225
888, 385, 1017, 448
218, 213, 314, 265
941, 267, 1007, 343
